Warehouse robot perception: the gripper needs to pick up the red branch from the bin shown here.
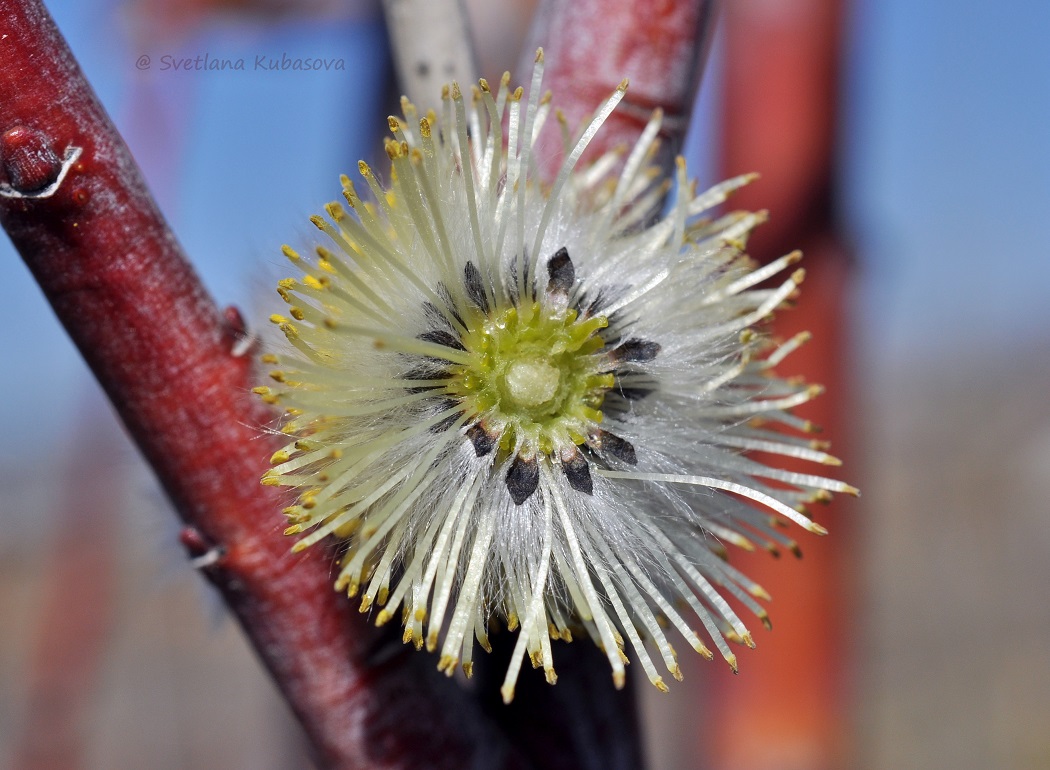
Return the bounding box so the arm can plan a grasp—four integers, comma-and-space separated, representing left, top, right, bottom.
521, 0, 717, 172
0, 0, 713, 767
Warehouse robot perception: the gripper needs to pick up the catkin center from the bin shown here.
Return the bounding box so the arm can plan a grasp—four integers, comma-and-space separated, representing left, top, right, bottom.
448, 300, 613, 458
503, 359, 560, 408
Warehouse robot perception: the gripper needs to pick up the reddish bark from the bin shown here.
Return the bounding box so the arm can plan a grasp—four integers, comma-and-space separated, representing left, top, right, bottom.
1, 0, 712, 768
720, 0, 846, 261
520, 0, 717, 175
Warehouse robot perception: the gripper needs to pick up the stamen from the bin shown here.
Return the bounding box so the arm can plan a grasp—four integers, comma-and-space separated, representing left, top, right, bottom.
501, 490, 554, 703
546, 466, 626, 686
530, 78, 629, 286
439, 497, 497, 673
597, 470, 829, 535
424, 475, 484, 651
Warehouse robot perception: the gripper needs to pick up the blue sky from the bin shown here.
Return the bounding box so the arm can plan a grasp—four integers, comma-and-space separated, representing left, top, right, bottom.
844, 0, 1050, 358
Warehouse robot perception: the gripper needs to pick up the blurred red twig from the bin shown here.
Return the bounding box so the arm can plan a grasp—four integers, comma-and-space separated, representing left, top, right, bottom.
521, 0, 717, 172
702, 2, 857, 769
0, 0, 714, 767
12, 408, 121, 770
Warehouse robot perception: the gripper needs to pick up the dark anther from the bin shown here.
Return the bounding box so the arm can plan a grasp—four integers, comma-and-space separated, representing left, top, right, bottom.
609, 338, 661, 363
561, 447, 593, 495
546, 247, 575, 294
593, 429, 638, 465
419, 329, 466, 351
506, 455, 540, 505
463, 261, 490, 314
466, 423, 497, 457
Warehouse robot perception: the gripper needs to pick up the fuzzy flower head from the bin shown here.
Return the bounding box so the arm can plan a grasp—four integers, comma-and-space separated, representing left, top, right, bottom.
257, 51, 856, 703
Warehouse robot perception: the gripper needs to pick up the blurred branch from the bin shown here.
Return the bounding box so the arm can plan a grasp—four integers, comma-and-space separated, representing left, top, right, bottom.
520, 0, 718, 173
381, 0, 479, 105
703, 2, 857, 768
720, 0, 846, 260
12, 406, 120, 770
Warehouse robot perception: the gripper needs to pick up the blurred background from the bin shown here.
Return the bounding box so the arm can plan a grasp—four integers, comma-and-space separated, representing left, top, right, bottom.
2, 0, 1049, 768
